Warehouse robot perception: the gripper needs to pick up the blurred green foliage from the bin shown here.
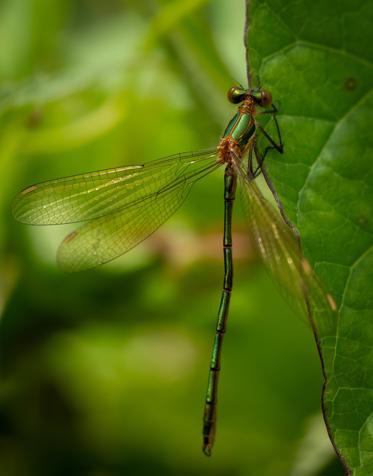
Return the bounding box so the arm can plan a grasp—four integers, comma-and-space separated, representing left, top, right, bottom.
0, 1, 346, 475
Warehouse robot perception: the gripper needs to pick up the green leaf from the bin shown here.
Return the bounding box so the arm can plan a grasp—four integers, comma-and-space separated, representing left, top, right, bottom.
245, 0, 373, 474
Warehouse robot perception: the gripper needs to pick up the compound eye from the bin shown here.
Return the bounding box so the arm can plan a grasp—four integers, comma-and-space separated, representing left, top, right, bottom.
227, 86, 246, 104
260, 89, 272, 107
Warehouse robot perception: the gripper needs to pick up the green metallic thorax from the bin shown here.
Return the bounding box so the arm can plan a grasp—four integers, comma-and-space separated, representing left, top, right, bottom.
223, 109, 256, 149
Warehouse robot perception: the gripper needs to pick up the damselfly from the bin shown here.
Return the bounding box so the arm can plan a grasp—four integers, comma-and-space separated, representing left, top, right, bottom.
12, 85, 337, 456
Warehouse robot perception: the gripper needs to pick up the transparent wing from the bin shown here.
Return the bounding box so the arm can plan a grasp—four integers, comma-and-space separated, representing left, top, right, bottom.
12, 149, 217, 225
56, 156, 220, 272
233, 154, 337, 338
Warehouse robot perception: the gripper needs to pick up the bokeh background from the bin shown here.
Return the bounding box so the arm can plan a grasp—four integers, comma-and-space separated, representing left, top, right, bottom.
0, 1, 343, 475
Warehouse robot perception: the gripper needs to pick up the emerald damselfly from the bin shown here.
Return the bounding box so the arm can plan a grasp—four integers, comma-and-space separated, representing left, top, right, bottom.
12, 85, 337, 456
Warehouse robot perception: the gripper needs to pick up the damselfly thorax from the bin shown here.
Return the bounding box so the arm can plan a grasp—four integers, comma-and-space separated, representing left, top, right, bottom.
218, 88, 270, 170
